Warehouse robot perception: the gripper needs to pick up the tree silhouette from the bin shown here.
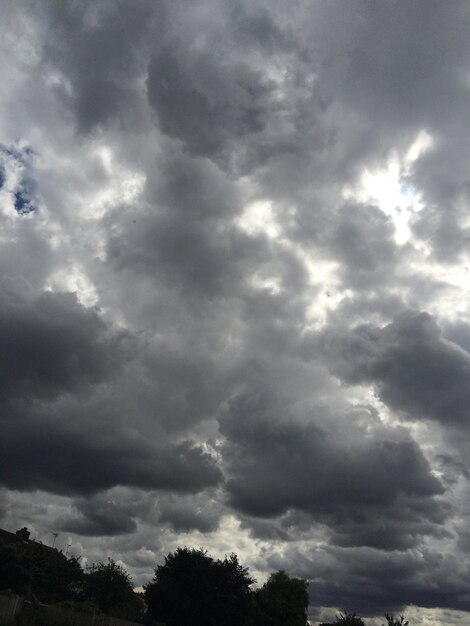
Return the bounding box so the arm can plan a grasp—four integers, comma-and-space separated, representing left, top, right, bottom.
0, 542, 31, 594
0, 540, 83, 602
83, 558, 135, 613
254, 570, 309, 626
144, 547, 254, 626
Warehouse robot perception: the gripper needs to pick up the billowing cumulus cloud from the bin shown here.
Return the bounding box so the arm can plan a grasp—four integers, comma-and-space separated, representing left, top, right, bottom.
147, 46, 273, 161
1, 1, 469, 624
0, 286, 131, 400
319, 311, 470, 426
57, 494, 139, 537
221, 394, 443, 516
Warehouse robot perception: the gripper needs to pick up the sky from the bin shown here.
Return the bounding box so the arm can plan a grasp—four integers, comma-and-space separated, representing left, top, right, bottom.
0, 1, 469, 624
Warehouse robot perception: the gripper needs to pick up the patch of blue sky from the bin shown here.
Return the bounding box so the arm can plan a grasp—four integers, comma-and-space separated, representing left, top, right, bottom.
0, 143, 35, 165
0, 142, 38, 214
14, 189, 35, 215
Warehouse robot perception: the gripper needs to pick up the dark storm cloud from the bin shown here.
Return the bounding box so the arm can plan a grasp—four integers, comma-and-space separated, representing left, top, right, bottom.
307, 547, 470, 617
319, 311, 470, 426
138, 343, 225, 433
242, 492, 451, 552
265, 544, 470, 618
147, 45, 273, 160
0, 492, 8, 522
143, 2, 326, 177
41, 0, 158, 133
220, 390, 446, 551
57, 496, 137, 537
326, 203, 400, 291
0, 408, 221, 496
326, 493, 451, 551
0, 286, 132, 401
0, 283, 221, 496
158, 498, 220, 534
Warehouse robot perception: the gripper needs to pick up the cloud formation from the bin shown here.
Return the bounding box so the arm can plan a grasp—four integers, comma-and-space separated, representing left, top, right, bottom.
1, 1, 470, 623
319, 311, 470, 426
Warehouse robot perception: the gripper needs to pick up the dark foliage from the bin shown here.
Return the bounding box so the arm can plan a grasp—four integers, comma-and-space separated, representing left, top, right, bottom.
0, 539, 148, 622
82, 558, 135, 614
1, 538, 411, 626
144, 547, 255, 626
107, 592, 147, 622
254, 570, 309, 626
0, 540, 83, 602
0, 542, 31, 594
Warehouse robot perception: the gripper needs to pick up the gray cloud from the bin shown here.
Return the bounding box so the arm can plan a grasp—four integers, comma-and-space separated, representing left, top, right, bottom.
147, 45, 273, 162
319, 311, 470, 426
267, 544, 470, 617
158, 497, 221, 534
57, 495, 138, 537
220, 389, 447, 553
0, 404, 221, 496
328, 204, 400, 291
41, 0, 157, 134
0, 284, 221, 496
0, 286, 133, 401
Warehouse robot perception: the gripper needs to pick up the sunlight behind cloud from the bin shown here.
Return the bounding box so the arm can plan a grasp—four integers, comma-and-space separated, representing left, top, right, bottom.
236, 200, 281, 239
356, 162, 421, 245
45, 265, 99, 307
344, 131, 434, 245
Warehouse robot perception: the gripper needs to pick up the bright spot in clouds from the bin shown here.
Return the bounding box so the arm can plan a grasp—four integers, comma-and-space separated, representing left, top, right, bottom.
236, 200, 281, 239
345, 131, 434, 244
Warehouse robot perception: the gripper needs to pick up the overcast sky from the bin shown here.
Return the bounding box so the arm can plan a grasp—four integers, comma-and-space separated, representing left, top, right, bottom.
1, 1, 470, 624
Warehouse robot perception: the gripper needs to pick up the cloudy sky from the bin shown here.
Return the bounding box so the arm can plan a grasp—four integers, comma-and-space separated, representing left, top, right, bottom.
1, 1, 469, 623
